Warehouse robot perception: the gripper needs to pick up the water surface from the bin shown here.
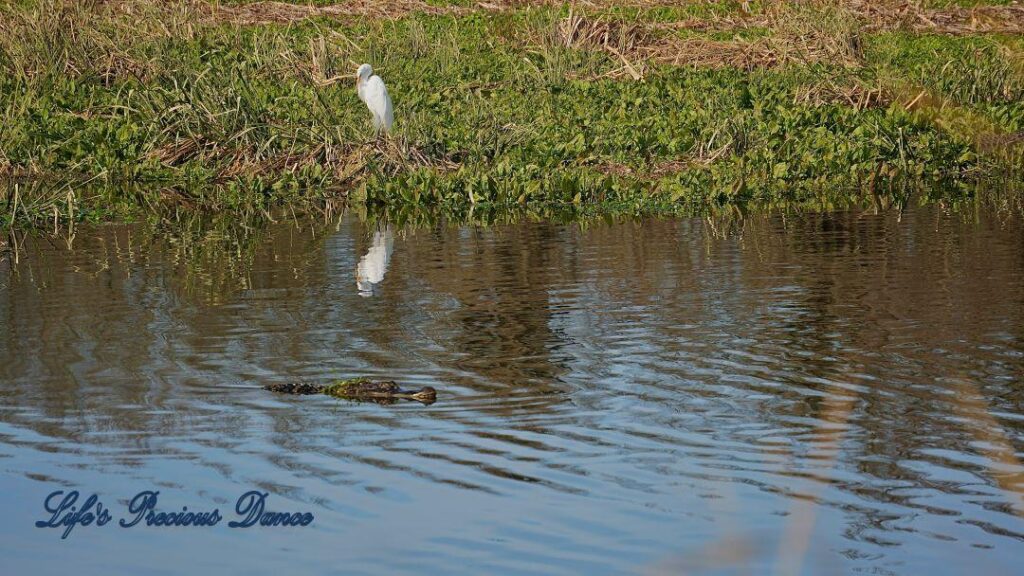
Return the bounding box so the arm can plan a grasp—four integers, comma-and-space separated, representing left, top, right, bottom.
1, 206, 1023, 574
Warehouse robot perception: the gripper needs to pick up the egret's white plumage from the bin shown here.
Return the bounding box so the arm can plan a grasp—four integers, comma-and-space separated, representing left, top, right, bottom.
356, 63, 393, 133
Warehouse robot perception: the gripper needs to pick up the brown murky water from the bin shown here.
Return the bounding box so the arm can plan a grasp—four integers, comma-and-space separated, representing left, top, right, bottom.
1, 206, 1023, 574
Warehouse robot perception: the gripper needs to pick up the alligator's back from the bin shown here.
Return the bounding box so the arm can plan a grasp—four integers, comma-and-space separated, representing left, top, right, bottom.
330, 380, 402, 396
264, 382, 324, 395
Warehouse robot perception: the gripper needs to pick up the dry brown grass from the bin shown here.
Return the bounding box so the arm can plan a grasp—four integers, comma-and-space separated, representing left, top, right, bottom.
647, 1, 864, 71
558, 9, 654, 53
7, 0, 1018, 82
556, 3, 866, 78
147, 136, 458, 187
148, 136, 219, 166
976, 130, 1024, 152
0, 0, 205, 82
848, 1, 1024, 35
555, 15, 755, 77
194, 1, 1024, 36
652, 37, 795, 70
19, 0, 1011, 36
208, 0, 469, 25
793, 80, 891, 110
593, 140, 733, 178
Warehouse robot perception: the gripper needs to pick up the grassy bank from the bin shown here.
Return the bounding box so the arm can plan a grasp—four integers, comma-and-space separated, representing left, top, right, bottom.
1, 0, 1023, 228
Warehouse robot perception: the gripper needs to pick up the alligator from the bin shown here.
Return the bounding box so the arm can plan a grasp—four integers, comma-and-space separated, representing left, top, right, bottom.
265, 378, 437, 405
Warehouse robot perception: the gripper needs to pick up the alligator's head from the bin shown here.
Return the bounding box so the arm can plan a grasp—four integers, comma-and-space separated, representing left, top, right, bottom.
411, 386, 437, 404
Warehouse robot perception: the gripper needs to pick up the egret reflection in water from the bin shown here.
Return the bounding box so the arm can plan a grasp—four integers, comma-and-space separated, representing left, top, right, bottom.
355, 226, 393, 296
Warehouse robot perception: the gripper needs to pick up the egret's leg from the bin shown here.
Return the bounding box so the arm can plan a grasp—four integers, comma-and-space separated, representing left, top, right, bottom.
372, 116, 383, 143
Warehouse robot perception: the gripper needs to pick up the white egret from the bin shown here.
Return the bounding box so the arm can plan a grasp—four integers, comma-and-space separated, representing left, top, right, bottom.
356, 63, 394, 134
356, 227, 394, 296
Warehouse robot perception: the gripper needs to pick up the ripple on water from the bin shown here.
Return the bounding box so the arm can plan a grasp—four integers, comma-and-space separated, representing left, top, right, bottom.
0, 207, 1023, 573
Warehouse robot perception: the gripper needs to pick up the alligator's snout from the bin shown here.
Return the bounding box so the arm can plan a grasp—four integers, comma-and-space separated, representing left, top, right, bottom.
411, 386, 437, 402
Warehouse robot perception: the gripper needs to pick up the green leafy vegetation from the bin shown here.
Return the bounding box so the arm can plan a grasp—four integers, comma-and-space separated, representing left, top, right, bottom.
1, 0, 1022, 228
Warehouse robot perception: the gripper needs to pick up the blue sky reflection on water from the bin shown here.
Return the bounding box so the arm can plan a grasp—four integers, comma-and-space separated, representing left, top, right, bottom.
1, 206, 1023, 574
